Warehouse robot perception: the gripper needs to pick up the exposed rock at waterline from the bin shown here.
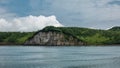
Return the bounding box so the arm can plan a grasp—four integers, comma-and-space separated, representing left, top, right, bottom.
25, 31, 84, 46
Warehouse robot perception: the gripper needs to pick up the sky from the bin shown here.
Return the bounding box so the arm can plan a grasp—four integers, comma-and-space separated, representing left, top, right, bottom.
0, 0, 120, 31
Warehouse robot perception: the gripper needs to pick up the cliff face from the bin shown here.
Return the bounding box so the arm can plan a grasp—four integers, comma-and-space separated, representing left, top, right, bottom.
25, 32, 84, 46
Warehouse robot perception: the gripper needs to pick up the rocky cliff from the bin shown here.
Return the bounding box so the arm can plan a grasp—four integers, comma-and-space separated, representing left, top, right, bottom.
25, 31, 84, 46
0, 26, 119, 45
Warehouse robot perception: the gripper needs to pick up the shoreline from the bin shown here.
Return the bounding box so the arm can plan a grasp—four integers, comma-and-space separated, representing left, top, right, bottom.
0, 44, 120, 46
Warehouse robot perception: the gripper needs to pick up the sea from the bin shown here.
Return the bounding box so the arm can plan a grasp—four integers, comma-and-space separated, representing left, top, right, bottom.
0, 45, 120, 68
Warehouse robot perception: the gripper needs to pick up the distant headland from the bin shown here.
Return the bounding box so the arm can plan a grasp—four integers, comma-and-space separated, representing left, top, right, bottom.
0, 26, 120, 46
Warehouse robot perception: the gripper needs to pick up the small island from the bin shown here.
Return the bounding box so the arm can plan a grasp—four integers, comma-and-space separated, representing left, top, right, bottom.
0, 26, 120, 46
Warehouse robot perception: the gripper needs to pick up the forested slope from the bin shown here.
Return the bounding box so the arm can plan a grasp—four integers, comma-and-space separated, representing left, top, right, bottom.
0, 26, 120, 45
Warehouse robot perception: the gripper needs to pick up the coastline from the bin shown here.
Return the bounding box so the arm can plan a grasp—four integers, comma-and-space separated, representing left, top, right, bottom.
0, 44, 120, 46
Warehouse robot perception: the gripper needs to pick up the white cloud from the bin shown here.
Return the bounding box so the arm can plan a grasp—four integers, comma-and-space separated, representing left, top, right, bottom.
51, 0, 120, 20
0, 0, 120, 30
0, 15, 63, 32
50, 0, 120, 29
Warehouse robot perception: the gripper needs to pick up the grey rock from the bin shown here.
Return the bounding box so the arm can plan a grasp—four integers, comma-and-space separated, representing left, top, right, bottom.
25, 32, 84, 46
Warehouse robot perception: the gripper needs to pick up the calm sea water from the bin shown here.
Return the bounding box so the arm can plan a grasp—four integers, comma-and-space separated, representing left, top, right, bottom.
0, 45, 120, 68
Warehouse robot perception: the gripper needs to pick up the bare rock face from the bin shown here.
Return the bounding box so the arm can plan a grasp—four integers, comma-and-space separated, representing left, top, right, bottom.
25, 32, 84, 46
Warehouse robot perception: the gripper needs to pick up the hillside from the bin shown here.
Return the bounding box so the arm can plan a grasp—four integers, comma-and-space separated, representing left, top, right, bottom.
25, 28, 85, 46
25, 26, 120, 45
109, 26, 120, 31
0, 32, 34, 45
0, 26, 120, 45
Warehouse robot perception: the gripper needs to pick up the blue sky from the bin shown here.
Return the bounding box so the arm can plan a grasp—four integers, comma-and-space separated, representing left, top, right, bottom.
0, 0, 120, 31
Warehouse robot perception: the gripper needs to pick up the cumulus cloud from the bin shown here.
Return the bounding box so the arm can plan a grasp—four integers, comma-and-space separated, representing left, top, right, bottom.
30, 0, 120, 29
0, 15, 63, 32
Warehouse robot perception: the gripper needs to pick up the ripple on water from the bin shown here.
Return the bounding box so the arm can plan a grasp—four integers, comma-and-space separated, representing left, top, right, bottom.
0, 46, 120, 68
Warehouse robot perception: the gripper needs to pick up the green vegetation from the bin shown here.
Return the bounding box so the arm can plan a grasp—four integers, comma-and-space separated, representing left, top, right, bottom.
41, 26, 120, 45
109, 26, 120, 31
0, 26, 120, 45
0, 32, 34, 44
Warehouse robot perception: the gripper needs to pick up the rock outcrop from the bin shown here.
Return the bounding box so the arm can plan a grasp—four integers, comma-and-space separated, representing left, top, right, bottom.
25, 31, 84, 46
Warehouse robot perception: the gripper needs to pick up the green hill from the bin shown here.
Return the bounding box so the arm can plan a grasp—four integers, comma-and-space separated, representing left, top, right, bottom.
0, 32, 34, 44
0, 26, 120, 45
109, 26, 120, 31
40, 26, 120, 45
